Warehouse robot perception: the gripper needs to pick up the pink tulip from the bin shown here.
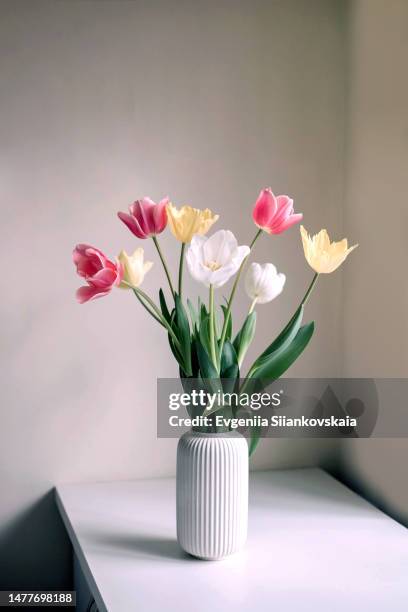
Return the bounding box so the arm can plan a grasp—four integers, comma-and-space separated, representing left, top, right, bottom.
253, 188, 302, 235
118, 196, 168, 239
73, 244, 123, 304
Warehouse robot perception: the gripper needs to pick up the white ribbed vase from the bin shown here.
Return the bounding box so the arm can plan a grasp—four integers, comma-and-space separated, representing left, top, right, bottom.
176, 431, 248, 560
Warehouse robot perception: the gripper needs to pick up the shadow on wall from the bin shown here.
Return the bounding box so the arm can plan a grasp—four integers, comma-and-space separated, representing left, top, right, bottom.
0, 491, 72, 590
325, 456, 408, 527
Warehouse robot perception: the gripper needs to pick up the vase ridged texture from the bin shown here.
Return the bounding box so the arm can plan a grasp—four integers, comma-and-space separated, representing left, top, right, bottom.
176, 431, 248, 560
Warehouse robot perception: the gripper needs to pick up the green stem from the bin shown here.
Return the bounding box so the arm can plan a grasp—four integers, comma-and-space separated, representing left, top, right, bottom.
133, 289, 164, 326
250, 228, 263, 249
301, 272, 319, 306
132, 285, 161, 316
178, 242, 186, 298
152, 236, 175, 299
241, 272, 320, 389
248, 297, 258, 314
209, 284, 218, 369
131, 286, 181, 351
218, 228, 263, 357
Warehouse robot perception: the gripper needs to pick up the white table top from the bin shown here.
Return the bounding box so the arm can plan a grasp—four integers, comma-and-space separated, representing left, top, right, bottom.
55, 469, 408, 612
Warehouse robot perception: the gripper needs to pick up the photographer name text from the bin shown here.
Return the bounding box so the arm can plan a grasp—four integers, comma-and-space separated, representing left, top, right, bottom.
168, 414, 357, 429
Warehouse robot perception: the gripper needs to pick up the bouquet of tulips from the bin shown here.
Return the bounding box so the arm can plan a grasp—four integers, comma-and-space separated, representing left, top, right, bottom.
73, 189, 357, 453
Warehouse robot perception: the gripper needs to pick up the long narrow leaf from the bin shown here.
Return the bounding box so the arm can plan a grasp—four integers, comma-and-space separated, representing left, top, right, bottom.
196, 337, 219, 379
190, 337, 200, 377
200, 302, 208, 322
159, 289, 172, 324
220, 305, 232, 341
220, 340, 238, 376
250, 305, 304, 372
233, 312, 256, 366
174, 294, 192, 376
168, 331, 185, 369
195, 338, 224, 401
250, 321, 315, 387
199, 315, 212, 358
187, 298, 199, 333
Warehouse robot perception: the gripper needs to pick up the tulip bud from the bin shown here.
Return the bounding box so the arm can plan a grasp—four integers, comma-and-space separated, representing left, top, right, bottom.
253, 188, 302, 235
118, 197, 168, 239
245, 262, 286, 304
118, 248, 153, 289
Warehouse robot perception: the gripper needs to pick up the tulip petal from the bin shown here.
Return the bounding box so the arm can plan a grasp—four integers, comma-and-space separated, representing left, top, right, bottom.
273, 213, 303, 234
186, 230, 249, 288
76, 285, 111, 303
209, 244, 250, 288
117, 248, 152, 288
300, 226, 358, 273
73, 243, 123, 302
135, 199, 156, 235
253, 188, 277, 229
203, 230, 237, 267
117, 211, 147, 239
88, 268, 118, 288
84, 246, 108, 265
73, 244, 108, 277
253, 189, 301, 235
153, 197, 169, 233
167, 203, 219, 242
245, 261, 285, 304
271, 196, 294, 226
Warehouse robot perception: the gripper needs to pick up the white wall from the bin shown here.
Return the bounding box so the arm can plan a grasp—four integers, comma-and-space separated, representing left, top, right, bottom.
0, 0, 346, 587
334, 0, 408, 526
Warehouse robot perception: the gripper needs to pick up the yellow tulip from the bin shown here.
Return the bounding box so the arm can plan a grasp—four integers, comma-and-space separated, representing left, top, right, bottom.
300, 226, 358, 274
166, 203, 219, 243
118, 248, 153, 288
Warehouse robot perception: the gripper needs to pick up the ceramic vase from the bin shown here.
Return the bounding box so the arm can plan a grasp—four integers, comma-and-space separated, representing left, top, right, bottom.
176, 431, 248, 560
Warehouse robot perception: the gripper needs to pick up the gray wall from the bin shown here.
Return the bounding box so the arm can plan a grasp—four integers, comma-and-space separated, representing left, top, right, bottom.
1, 0, 347, 588
332, 0, 408, 526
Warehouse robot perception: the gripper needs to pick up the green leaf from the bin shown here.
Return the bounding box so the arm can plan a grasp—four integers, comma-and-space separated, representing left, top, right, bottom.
166, 309, 186, 369
251, 305, 304, 373
220, 340, 238, 375
196, 372, 213, 411
187, 298, 199, 333
198, 314, 212, 358
220, 305, 232, 341
167, 331, 185, 368
196, 336, 219, 380
159, 289, 172, 324
221, 365, 240, 397
174, 294, 192, 376
195, 337, 223, 407
219, 341, 239, 395
190, 337, 200, 377
222, 364, 239, 379
200, 302, 208, 322
233, 312, 257, 366
180, 375, 206, 417
250, 321, 315, 387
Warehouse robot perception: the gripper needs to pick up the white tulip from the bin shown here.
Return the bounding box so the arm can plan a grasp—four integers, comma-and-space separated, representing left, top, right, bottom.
186, 230, 250, 288
245, 262, 286, 305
